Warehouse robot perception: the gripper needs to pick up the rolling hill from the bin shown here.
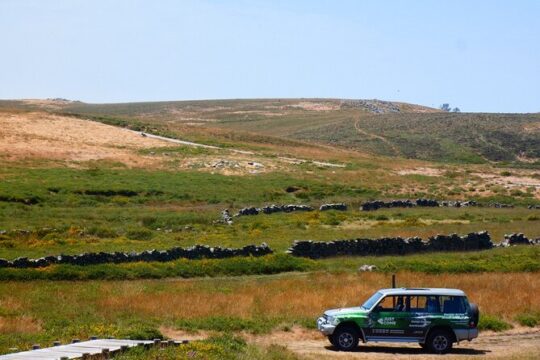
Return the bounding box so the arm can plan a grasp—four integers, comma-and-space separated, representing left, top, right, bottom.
1, 98, 539, 164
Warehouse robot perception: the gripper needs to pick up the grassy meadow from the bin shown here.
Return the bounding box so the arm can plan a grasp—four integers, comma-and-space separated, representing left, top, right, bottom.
0, 99, 539, 357
1, 272, 539, 354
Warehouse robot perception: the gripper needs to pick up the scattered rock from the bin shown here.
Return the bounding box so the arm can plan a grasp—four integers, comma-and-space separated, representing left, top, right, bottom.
320, 203, 347, 211
358, 264, 377, 272
220, 209, 234, 225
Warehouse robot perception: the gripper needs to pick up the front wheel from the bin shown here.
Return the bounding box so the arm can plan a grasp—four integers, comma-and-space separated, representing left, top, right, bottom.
331, 325, 359, 351
328, 336, 337, 347
427, 329, 453, 354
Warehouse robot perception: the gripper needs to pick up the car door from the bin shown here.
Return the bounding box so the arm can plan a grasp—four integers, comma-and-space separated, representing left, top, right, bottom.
365, 295, 411, 339
408, 295, 439, 339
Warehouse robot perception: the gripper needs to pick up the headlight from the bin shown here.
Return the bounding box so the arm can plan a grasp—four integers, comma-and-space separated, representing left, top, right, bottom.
327, 316, 340, 325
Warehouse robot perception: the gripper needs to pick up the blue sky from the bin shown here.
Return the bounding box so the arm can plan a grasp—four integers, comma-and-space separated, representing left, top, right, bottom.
1, 0, 539, 112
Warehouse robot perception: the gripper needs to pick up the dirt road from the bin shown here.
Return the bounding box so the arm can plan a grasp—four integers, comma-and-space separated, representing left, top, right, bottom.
249, 327, 540, 359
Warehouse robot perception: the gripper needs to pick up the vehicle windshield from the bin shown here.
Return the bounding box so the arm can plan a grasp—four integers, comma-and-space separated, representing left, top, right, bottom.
361, 291, 383, 310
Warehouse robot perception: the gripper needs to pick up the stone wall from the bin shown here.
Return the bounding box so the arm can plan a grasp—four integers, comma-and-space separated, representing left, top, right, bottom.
236, 204, 314, 217
0, 243, 273, 269
360, 199, 479, 211
287, 232, 494, 259
500, 233, 540, 246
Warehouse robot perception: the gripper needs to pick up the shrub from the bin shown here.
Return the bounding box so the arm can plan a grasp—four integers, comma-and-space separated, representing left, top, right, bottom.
515, 312, 540, 327
478, 314, 512, 332
119, 324, 163, 340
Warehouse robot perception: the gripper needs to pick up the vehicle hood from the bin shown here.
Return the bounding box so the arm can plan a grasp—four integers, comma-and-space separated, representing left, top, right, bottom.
324, 306, 367, 317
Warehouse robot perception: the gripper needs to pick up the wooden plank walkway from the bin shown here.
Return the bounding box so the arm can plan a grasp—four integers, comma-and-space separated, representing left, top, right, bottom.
0, 339, 155, 360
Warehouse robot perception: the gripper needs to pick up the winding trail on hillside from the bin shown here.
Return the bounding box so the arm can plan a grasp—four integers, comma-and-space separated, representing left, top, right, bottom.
131, 130, 256, 155
126, 128, 346, 167
353, 115, 402, 156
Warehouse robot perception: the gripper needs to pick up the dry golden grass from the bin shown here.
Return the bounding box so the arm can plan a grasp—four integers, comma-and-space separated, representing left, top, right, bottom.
0, 316, 41, 334
97, 272, 540, 322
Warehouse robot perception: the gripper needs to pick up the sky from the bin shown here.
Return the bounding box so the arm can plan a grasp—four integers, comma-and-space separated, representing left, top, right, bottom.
1, 0, 539, 112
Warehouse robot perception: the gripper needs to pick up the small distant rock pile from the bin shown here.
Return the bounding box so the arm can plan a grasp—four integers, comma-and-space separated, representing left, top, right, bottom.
287, 232, 493, 259
220, 209, 234, 225
499, 233, 540, 247
0, 243, 273, 269
358, 264, 377, 272
319, 203, 347, 211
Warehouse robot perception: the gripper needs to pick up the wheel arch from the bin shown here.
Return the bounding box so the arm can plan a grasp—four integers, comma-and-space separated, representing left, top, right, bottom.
335, 321, 366, 342
423, 325, 457, 344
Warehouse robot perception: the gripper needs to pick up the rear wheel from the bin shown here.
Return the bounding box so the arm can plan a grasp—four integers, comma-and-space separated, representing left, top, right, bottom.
427, 329, 453, 354
331, 325, 359, 351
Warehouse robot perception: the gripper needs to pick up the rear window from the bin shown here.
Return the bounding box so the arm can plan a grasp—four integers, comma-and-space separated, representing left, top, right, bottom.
440, 296, 467, 313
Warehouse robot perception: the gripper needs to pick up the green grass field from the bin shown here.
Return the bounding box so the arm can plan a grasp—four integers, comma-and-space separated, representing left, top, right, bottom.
0, 99, 539, 358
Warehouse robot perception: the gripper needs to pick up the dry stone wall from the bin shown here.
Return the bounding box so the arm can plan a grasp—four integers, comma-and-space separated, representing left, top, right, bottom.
287, 232, 495, 259
0, 243, 272, 269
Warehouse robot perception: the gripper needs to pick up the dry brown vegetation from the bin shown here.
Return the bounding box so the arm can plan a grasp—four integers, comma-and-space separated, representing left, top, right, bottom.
0, 316, 41, 334
96, 272, 539, 322
0, 112, 172, 166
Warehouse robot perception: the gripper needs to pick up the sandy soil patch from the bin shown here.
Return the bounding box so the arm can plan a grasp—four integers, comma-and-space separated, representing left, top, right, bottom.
289, 102, 340, 111
475, 172, 540, 189
0, 112, 174, 166
397, 167, 443, 177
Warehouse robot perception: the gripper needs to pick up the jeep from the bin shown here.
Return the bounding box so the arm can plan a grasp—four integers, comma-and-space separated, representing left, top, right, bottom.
317, 288, 479, 353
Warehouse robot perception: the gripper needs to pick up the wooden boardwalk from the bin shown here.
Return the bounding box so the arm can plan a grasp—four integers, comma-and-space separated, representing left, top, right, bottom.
0, 339, 156, 360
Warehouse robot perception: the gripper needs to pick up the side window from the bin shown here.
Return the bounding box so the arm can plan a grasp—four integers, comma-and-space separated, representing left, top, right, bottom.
441, 296, 466, 313
375, 296, 406, 312
409, 296, 441, 313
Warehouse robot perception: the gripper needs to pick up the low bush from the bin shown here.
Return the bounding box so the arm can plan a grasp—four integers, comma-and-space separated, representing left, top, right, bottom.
118, 325, 163, 340
478, 314, 512, 332
515, 312, 540, 327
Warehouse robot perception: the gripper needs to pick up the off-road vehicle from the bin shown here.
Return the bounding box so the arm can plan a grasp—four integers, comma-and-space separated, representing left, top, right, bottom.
317, 288, 479, 353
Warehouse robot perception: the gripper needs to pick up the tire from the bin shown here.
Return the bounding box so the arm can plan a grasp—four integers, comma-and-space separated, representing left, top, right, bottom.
328, 336, 337, 347
427, 329, 453, 354
331, 325, 359, 351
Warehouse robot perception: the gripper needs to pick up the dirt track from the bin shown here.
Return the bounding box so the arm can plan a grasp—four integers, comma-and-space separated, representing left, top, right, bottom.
163, 326, 540, 359
254, 328, 540, 359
